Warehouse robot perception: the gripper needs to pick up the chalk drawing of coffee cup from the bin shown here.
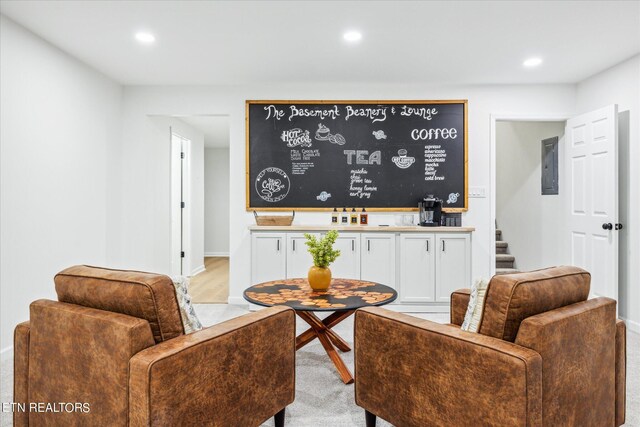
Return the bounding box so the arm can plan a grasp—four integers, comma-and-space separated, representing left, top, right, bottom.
392, 149, 415, 169
315, 123, 331, 141
447, 192, 460, 204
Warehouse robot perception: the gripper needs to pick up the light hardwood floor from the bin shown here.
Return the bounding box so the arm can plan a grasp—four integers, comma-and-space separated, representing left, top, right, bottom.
189, 257, 229, 303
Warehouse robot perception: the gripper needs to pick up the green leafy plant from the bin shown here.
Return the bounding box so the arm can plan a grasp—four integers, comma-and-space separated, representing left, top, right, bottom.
304, 230, 341, 268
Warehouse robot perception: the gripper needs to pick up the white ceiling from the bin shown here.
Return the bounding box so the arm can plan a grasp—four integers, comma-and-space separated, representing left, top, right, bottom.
178, 116, 230, 148
1, 1, 639, 86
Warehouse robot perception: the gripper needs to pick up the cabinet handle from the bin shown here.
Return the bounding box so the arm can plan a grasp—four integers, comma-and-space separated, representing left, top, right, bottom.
442, 240, 445, 252
426, 240, 429, 252
352, 240, 355, 251
367, 240, 371, 252
293, 240, 295, 251
277, 240, 280, 251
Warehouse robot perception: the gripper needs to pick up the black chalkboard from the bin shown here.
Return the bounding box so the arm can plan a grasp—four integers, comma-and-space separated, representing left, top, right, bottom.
246, 100, 467, 211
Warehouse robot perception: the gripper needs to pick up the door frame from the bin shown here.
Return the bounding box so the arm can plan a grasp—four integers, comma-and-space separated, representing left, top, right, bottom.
489, 113, 570, 276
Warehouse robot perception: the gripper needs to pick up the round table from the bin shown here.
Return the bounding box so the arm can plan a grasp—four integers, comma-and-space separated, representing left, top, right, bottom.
243, 278, 397, 384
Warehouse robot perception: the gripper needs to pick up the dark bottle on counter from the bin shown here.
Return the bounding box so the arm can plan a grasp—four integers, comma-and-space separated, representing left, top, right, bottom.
350, 208, 358, 225
360, 208, 368, 225
331, 208, 339, 224
341, 208, 349, 224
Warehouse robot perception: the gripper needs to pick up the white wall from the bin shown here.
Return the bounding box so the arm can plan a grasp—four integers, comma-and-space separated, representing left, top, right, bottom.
576, 54, 640, 331
0, 16, 122, 352
204, 148, 230, 256
496, 121, 566, 271
111, 84, 576, 305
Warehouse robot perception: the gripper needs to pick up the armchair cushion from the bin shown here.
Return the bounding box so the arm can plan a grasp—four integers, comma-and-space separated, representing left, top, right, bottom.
479, 266, 590, 341
55, 265, 184, 343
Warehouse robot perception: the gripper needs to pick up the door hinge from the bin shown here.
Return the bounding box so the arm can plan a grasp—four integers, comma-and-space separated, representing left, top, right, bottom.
180, 152, 185, 159
181, 251, 185, 258
181, 202, 185, 208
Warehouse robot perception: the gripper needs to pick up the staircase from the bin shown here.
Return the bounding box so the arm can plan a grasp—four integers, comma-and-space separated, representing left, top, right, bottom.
495, 228, 519, 275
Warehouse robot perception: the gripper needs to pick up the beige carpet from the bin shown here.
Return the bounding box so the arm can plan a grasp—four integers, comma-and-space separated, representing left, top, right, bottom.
189, 257, 229, 303
2, 305, 639, 426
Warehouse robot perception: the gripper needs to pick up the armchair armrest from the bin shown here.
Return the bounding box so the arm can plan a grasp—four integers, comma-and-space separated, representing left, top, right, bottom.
13, 321, 30, 427
515, 298, 619, 426
355, 307, 542, 427
129, 306, 295, 427
450, 288, 470, 326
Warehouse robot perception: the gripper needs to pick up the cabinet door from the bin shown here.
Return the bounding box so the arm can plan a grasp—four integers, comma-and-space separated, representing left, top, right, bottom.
286, 233, 317, 279
399, 234, 436, 303
329, 233, 360, 280
361, 234, 396, 288
435, 234, 471, 302
251, 233, 286, 284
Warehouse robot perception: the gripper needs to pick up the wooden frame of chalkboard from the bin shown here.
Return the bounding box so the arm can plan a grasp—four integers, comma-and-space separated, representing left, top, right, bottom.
246, 100, 468, 212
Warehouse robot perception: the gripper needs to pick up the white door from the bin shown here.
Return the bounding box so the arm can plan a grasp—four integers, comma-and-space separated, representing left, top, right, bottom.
251, 233, 286, 284
435, 234, 471, 302
286, 233, 317, 279
565, 105, 619, 301
361, 234, 396, 288
330, 233, 360, 280
399, 234, 436, 303
170, 132, 185, 276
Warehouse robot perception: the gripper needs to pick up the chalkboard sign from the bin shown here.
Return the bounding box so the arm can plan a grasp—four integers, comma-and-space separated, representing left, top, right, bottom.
246, 100, 467, 211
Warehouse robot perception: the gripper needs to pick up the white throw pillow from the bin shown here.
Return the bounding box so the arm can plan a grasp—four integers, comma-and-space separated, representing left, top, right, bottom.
171, 276, 203, 334
461, 278, 489, 333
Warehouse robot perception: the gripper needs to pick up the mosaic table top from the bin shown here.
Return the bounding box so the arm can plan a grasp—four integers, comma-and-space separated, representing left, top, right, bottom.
243, 278, 397, 311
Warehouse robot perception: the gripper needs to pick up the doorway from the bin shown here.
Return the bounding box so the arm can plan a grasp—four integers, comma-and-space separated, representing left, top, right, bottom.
491, 107, 622, 305
495, 120, 566, 274
176, 115, 230, 303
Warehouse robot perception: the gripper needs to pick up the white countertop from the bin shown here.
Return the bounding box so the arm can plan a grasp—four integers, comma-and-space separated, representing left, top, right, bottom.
248, 225, 475, 232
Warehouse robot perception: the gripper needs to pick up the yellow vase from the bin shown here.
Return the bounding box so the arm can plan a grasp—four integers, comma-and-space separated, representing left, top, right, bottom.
308, 266, 332, 291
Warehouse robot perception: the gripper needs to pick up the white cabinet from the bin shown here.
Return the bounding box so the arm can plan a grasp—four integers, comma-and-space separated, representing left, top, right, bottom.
399, 234, 436, 303
435, 234, 471, 302
329, 233, 360, 280
250, 228, 473, 310
251, 233, 286, 284
286, 233, 317, 279
361, 233, 396, 289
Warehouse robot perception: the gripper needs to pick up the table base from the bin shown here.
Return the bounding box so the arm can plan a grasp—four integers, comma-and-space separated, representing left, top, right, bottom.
295, 310, 356, 384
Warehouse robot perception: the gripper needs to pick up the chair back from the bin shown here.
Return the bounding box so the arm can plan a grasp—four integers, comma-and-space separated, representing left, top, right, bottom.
479, 266, 590, 341
55, 265, 184, 343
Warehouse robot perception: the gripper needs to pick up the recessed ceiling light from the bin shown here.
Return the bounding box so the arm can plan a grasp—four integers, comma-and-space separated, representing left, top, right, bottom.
523, 57, 543, 67
135, 32, 156, 44
343, 31, 362, 43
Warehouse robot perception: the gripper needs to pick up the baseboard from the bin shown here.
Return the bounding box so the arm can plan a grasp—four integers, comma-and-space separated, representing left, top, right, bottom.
190, 265, 205, 277
1, 345, 13, 362
204, 252, 229, 257
620, 316, 640, 334
228, 296, 249, 307
385, 304, 450, 313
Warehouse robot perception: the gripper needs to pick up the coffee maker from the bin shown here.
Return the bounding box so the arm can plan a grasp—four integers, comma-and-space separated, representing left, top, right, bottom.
418, 195, 443, 227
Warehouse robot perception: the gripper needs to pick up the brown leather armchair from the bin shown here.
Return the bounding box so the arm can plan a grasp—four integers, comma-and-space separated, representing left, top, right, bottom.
14, 265, 295, 426
354, 266, 626, 427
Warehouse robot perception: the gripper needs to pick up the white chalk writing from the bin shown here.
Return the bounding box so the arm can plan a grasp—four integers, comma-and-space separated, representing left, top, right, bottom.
344, 150, 382, 165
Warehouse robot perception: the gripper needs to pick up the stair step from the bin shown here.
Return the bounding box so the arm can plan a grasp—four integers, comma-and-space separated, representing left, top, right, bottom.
496, 254, 515, 269
496, 241, 508, 254
496, 229, 502, 239
495, 268, 520, 276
